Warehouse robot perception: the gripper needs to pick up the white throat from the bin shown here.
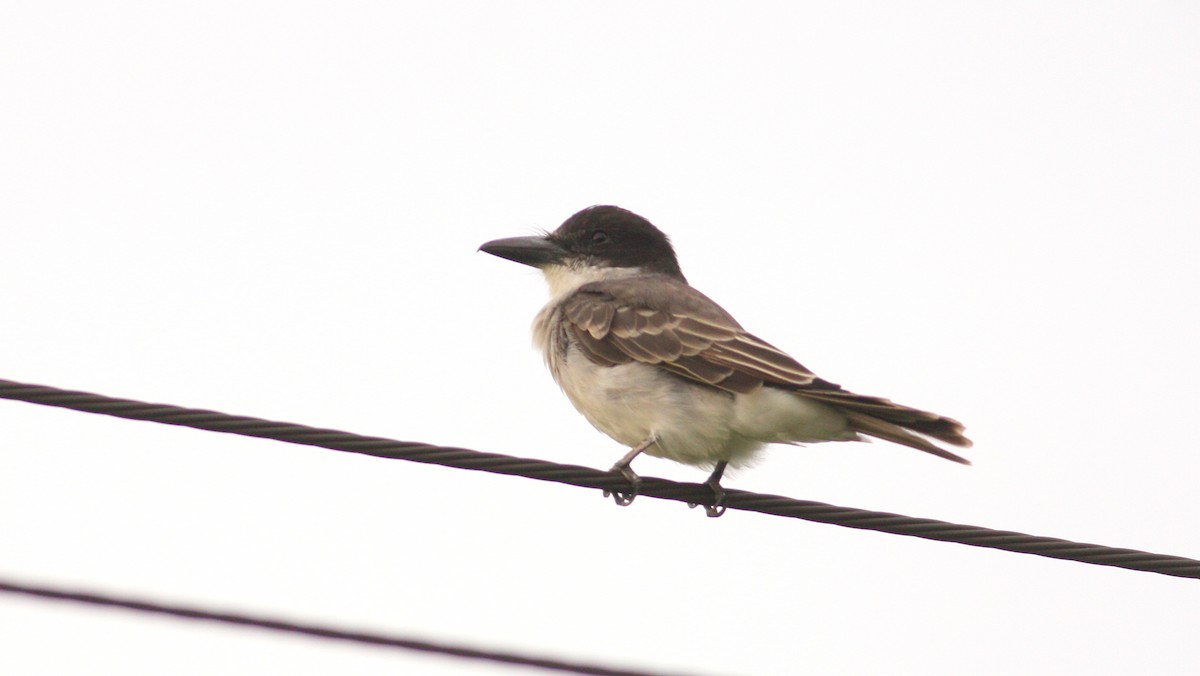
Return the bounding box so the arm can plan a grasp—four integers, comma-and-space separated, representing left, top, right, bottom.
541, 263, 644, 301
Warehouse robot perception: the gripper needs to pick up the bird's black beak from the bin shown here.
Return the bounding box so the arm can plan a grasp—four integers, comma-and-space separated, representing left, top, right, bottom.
478, 235, 567, 268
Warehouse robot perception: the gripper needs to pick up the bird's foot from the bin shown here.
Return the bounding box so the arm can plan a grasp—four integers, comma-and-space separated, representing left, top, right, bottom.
703, 479, 727, 518
602, 437, 656, 507
688, 460, 729, 517
603, 463, 641, 506
687, 482, 727, 516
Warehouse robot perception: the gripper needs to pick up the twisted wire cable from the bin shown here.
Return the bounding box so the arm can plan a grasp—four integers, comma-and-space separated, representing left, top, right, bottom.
0, 577, 668, 676
2, 378, 1198, 580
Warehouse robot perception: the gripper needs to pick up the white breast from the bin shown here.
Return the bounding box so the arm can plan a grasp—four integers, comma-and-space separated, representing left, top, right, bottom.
534, 293, 764, 468
529, 263, 855, 468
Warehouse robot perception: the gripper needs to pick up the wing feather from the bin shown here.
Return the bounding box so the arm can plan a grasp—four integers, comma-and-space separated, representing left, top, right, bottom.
558, 274, 971, 459
705, 338, 816, 383
573, 328, 631, 366
560, 278, 816, 392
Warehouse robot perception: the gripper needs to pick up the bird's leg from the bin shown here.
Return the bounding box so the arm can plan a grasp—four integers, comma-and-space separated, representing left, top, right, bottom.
701, 461, 729, 517
603, 436, 656, 506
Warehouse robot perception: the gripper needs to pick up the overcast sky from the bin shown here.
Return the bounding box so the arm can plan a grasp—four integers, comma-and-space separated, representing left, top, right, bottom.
2, 2, 1199, 675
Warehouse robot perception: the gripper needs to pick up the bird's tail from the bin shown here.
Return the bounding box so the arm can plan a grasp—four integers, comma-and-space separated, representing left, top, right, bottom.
798, 388, 972, 464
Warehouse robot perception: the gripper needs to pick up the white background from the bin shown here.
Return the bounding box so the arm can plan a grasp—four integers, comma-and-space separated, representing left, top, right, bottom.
2, 2, 1198, 674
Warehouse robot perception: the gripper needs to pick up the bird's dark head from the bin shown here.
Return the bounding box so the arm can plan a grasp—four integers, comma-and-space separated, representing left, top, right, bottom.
479, 206, 685, 282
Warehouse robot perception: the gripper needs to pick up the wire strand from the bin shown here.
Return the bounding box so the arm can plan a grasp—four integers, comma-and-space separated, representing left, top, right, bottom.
2, 378, 1198, 580
0, 577, 669, 676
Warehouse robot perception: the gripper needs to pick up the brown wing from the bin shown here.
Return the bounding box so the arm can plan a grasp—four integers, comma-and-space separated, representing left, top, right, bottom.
560, 276, 820, 395
560, 275, 972, 462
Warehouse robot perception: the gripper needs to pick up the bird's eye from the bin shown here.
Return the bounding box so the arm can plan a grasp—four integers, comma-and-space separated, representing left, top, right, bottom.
591, 230, 609, 244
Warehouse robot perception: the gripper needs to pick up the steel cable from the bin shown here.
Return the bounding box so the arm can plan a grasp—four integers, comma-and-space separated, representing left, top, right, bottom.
2, 378, 1198, 580
0, 577, 669, 676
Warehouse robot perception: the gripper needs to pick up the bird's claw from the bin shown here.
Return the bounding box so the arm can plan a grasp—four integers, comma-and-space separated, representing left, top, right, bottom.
704, 489, 727, 518
603, 464, 641, 506
688, 480, 728, 517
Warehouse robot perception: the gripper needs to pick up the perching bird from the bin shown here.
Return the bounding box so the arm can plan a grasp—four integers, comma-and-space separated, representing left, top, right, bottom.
480, 206, 970, 515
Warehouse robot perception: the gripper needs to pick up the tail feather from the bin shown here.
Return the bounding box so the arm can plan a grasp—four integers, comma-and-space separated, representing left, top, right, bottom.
796, 387, 972, 464
839, 410, 971, 464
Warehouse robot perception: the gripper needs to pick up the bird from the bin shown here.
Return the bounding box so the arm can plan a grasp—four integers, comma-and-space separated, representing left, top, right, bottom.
479, 205, 970, 516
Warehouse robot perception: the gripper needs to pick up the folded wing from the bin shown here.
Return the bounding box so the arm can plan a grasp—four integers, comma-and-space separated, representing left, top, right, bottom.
561, 275, 972, 463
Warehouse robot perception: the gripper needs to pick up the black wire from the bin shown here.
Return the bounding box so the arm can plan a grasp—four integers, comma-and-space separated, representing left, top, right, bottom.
2, 378, 1198, 580
0, 577, 670, 676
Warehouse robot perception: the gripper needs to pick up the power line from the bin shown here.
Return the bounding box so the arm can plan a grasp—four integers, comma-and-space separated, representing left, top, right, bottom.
2, 378, 1198, 580
0, 577, 671, 676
